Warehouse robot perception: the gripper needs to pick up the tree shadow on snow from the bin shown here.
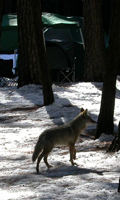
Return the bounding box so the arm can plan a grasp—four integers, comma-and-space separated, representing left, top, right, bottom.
45, 93, 98, 127
45, 98, 81, 126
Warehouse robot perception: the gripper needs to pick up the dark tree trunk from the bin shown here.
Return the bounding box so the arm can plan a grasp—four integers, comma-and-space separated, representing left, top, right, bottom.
118, 177, 120, 193
107, 122, 120, 152
83, 0, 105, 82
96, 0, 120, 138
3, 0, 17, 14
17, 1, 41, 87
30, 0, 54, 105
0, 0, 3, 37
103, 0, 114, 33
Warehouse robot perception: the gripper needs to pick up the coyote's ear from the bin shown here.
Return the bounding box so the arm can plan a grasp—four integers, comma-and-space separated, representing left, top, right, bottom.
86, 109, 88, 113
83, 109, 88, 116
81, 108, 84, 112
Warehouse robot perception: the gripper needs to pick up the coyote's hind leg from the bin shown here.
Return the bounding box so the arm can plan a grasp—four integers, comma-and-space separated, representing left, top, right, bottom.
36, 148, 52, 173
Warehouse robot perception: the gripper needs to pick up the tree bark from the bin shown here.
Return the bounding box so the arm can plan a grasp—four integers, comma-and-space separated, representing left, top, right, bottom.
107, 122, 120, 152
17, 0, 41, 86
17, 0, 54, 105
30, 0, 54, 105
83, 0, 105, 82
0, 0, 3, 38
118, 177, 120, 193
3, 0, 17, 14
96, 0, 120, 138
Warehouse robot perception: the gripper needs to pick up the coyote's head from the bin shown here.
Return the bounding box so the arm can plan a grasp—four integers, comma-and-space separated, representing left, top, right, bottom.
81, 108, 97, 125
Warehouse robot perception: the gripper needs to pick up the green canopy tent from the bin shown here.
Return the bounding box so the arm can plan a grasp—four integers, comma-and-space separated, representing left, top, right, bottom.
42, 12, 80, 29
43, 13, 84, 81
0, 13, 84, 51
0, 13, 84, 81
0, 14, 18, 52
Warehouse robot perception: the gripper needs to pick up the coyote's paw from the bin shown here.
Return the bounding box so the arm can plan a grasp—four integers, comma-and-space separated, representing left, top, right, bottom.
71, 161, 78, 166
70, 159, 78, 166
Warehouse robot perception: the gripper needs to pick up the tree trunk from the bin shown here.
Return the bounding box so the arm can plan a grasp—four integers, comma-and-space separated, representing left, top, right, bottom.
118, 177, 120, 193
0, 0, 3, 38
3, 0, 17, 14
83, 0, 105, 82
17, 0, 41, 87
30, 0, 54, 105
107, 122, 120, 152
96, 0, 120, 138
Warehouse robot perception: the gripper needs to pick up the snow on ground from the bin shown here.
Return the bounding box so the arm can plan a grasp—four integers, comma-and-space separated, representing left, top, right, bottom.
0, 79, 120, 200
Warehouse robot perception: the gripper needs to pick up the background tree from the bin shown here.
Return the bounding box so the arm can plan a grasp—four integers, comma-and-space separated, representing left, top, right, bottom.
30, 0, 54, 105
17, 0, 54, 105
103, 0, 114, 34
96, 0, 120, 138
17, 1, 42, 86
0, 0, 3, 38
3, 0, 16, 14
83, 0, 105, 82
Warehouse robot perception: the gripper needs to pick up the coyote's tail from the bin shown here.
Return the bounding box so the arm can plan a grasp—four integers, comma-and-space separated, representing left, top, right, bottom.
32, 139, 43, 162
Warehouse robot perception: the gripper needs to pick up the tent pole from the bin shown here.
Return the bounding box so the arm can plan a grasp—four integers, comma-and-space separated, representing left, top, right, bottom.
43, 29, 46, 51
79, 28, 85, 49
14, 49, 17, 69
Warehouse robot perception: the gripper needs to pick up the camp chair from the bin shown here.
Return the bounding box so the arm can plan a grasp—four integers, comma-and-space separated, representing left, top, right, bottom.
0, 59, 17, 86
46, 43, 75, 83
0, 59, 16, 78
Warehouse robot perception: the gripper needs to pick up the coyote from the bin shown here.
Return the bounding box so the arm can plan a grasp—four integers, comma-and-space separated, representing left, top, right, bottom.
32, 108, 97, 173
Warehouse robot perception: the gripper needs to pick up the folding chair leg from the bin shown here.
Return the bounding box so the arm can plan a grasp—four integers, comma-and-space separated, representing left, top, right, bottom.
60, 70, 72, 83
72, 69, 75, 82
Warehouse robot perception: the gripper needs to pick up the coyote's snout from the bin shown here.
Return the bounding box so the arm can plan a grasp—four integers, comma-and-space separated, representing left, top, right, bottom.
32, 108, 97, 173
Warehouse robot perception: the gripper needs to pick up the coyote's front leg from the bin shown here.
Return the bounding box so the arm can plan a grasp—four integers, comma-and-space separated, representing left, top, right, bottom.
73, 147, 76, 160
69, 143, 77, 166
